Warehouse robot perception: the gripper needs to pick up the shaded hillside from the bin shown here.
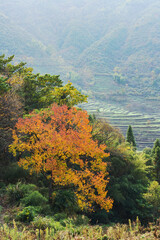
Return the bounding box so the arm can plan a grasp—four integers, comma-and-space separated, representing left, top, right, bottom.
0, 7, 72, 76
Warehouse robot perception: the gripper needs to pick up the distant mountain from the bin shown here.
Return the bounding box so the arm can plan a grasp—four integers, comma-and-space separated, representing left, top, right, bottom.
0, 0, 160, 113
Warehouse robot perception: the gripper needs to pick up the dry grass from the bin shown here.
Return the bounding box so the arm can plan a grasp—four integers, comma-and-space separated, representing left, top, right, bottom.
1, 218, 160, 240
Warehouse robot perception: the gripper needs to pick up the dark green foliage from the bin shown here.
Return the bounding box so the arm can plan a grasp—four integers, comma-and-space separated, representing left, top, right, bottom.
0, 54, 14, 71
142, 148, 154, 181
89, 209, 109, 224
152, 139, 160, 155
88, 150, 151, 223
88, 113, 96, 124
53, 213, 68, 221
106, 150, 150, 223
1, 163, 30, 184
37, 204, 52, 215
0, 77, 11, 94
16, 206, 37, 223
52, 190, 79, 215
0, 54, 26, 77
126, 125, 136, 148
20, 73, 63, 112
154, 146, 160, 183
6, 182, 37, 204
6, 183, 24, 204
21, 191, 48, 207
19, 184, 37, 195
91, 119, 150, 223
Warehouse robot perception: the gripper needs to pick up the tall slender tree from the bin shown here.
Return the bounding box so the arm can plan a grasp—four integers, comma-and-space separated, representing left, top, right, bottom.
152, 139, 160, 155
154, 146, 160, 183
126, 125, 136, 148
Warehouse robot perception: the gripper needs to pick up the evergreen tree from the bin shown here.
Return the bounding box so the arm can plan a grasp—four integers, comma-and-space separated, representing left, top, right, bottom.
126, 125, 136, 148
154, 146, 160, 183
152, 139, 160, 155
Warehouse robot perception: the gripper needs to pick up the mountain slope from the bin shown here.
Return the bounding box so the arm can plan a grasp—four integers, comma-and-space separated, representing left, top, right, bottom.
0, 0, 160, 113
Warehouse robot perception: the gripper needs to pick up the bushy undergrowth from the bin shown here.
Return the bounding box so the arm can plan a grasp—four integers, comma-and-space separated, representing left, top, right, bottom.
16, 206, 37, 223
1, 182, 160, 240
1, 180, 160, 240
21, 191, 48, 207
1, 163, 30, 183
6, 182, 37, 204
51, 190, 80, 215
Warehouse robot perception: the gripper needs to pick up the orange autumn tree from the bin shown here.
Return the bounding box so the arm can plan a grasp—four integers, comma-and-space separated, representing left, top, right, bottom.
10, 103, 113, 211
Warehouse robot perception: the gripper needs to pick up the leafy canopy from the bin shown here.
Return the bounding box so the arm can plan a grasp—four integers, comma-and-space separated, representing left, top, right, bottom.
10, 103, 113, 212
20, 73, 63, 112
52, 82, 88, 108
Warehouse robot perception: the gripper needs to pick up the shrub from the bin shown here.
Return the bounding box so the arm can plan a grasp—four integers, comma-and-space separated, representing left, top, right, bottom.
38, 187, 48, 198
20, 183, 37, 196
52, 214, 89, 229
21, 191, 48, 206
32, 216, 64, 231
16, 206, 37, 222
89, 209, 109, 224
73, 215, 90, 226
6, 182, 24, 204
32, 216, 52, 230
53, 213, 68, 221
6, 182, 37, 204
38, 204, 52, 215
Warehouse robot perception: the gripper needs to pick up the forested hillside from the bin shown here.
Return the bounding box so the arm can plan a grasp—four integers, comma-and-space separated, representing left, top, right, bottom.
0, 0, 160, 108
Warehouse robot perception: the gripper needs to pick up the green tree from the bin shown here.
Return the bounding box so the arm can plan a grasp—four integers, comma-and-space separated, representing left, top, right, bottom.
52, 82, 88, 108
154, 146, 160, 183
126, 125, 136, 148
142, 148, 154, 181
20, 73, 63, 112
152, 139, 160, 155
89, 120, 149, 223
144, 181, 160, 220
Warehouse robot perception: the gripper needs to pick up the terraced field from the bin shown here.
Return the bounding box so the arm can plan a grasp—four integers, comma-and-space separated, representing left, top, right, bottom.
81, 100, 160, 151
